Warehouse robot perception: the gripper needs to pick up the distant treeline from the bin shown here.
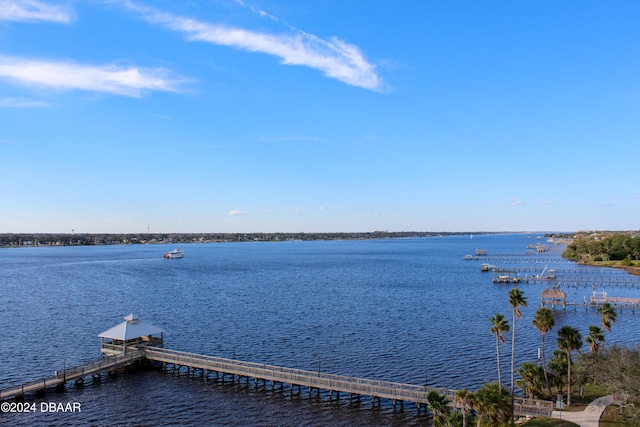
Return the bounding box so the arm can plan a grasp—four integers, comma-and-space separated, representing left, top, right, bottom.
563, 231, 640, 263
0, 231, 505, 247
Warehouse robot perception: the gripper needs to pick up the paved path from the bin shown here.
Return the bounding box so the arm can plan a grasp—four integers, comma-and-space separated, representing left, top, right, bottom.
551, 395, 613, 427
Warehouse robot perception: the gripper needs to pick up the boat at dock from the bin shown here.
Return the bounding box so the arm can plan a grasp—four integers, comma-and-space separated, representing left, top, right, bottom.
481, 263, 497, 272
163, 249, 184, 259
492, 273, 523, 284
530, 265, 556, 280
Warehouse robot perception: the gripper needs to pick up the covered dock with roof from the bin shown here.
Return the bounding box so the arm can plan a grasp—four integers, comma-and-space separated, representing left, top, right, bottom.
541, 289, 567, 308
98, 314, 164, 355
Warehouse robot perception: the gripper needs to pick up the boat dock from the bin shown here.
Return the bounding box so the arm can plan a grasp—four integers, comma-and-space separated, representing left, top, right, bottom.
0, 346, 553, 417
541, 289, 640, 312
0, 350, 145, 400
469, 245, 640, 315
147, 347, 446, 411
0, 315, 554, 418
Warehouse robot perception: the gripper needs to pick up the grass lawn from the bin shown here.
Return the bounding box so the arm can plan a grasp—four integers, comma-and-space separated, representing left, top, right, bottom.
561, 384, 609, 411
521, 384, 635, 427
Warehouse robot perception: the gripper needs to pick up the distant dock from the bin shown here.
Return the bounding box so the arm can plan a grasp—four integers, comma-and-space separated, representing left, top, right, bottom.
541, 289, 640, 312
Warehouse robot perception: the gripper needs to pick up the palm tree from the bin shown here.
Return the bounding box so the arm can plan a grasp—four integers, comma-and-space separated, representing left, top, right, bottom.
586, 325, 605, 354
516, 362, 545, 399
508, 288, 527, 396
490, 313, 510, 389
548, 349, 568, 393
557, 325, 583, 406
532, 306, 555, 399
427, 390, 451, 427
454, 388, 475, 427
474, 382, 511, 427
598, 302, 617, 337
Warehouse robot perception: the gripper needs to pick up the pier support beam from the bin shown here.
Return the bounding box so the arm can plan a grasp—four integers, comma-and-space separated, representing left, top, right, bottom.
393, 398, 404, 411
371, 395, 381, 409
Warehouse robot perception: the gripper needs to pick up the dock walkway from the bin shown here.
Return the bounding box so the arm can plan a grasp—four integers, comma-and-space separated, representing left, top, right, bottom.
145, 347, 553, 417
1, 347, 554, 418
146, 347, 446, 406
0, 350, 145, 401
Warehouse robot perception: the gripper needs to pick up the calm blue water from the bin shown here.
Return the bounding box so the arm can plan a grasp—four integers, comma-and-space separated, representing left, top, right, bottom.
2, 234, 639, 426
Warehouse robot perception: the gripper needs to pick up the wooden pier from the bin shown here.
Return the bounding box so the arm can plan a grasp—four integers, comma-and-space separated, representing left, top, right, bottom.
474, 245, 640, 289
146, 347, 553, 416
0, 350, 145, 401
0, 315, 554, 419
541, 289, 640, 312
0, 346, 553, 417
147, 347, 441, 410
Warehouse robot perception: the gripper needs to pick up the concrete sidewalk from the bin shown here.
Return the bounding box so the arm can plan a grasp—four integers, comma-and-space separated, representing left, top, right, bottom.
551, 395, 613, 427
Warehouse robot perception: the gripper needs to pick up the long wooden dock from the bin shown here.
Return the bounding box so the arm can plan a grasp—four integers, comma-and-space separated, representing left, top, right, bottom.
0, 350, 145, 400
145, 347, 553, 416
0, 347, 553, 416
146, 347, 444, 408
0, 346, 553, 417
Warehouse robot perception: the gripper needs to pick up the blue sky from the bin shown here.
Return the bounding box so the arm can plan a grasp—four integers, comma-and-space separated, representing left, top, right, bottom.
1, 0, 639, 233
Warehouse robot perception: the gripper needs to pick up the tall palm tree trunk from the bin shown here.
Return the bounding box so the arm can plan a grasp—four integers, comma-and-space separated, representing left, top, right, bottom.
511, 313, 516, 395
541, 335, 553, 399
566, 350, 572, 406
496, 334, 502, 389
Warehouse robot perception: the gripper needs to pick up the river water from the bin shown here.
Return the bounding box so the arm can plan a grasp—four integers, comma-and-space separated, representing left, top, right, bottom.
1, 234, 639, 426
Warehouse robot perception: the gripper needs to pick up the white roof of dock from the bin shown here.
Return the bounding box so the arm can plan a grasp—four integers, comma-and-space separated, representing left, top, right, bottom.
98, 314, 164, 340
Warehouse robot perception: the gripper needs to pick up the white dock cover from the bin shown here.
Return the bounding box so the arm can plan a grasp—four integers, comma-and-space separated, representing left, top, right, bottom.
98, 314, 164, 340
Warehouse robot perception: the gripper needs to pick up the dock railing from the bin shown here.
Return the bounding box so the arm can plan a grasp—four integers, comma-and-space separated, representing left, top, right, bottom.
144, 347, 552, 416
144, 347, 450, 403
2, 346, 554, 417
0, 350, 145, 400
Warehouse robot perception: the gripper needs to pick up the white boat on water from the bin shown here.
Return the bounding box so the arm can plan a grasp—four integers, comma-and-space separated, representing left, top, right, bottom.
164, 248, 184, 259
531, 265, 556, 280
481, 263, 497, 272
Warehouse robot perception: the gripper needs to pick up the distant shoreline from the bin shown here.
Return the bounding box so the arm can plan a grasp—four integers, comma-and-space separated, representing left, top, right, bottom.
582, 260, 640, 276
0, 231, 538, 248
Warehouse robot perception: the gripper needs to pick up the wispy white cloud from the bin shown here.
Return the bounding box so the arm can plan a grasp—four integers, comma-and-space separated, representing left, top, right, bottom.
120, 1, 384, 91
233, 0, 279, 23
0, 97, 48, 107
632, 195, 640, 200
0, 56, 187, 97
509, 196, 524, 206
228, 209, 247, 216
0, 0, 74, 23
539, 200, 551, 206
